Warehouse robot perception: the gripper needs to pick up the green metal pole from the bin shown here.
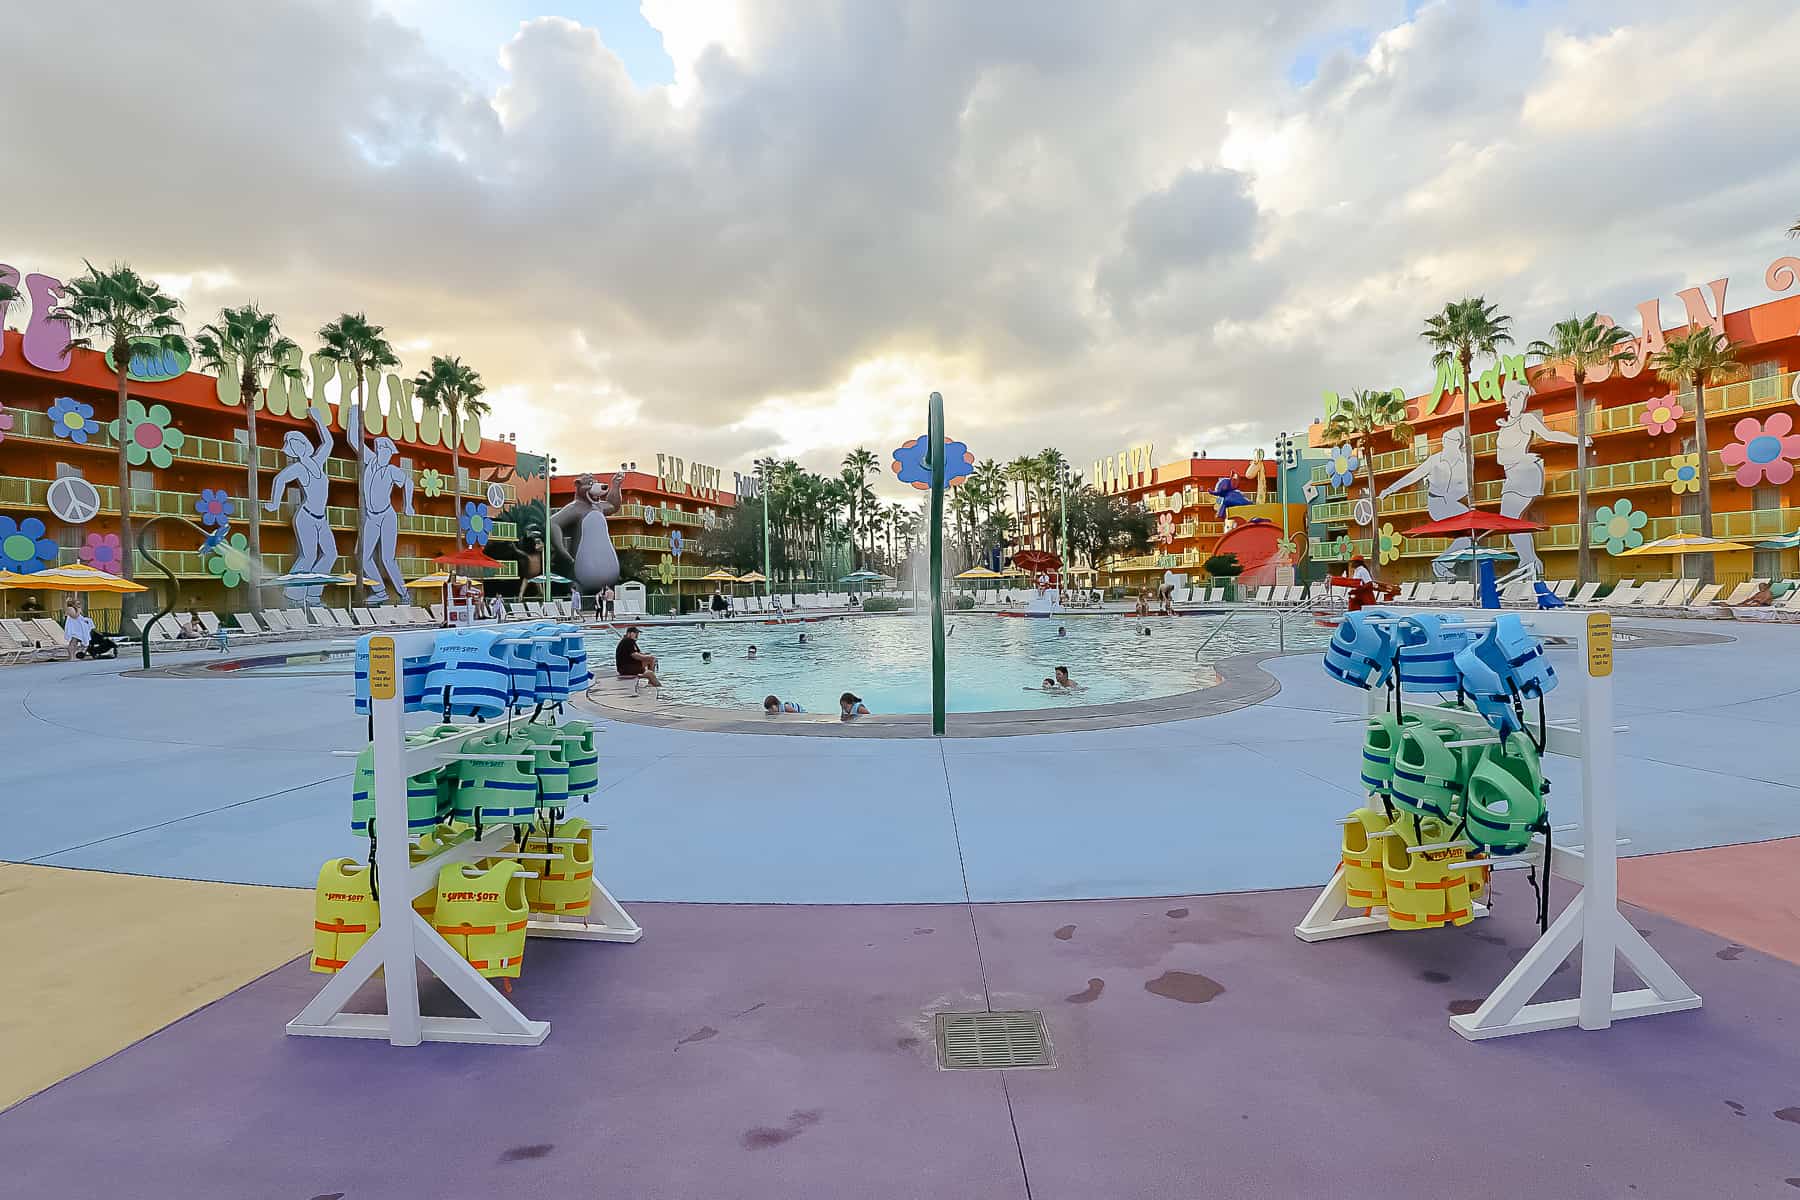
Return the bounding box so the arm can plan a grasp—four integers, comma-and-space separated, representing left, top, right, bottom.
1058, 470, 1068, 590
762, 481, 772, 612
928, 391, 947, 736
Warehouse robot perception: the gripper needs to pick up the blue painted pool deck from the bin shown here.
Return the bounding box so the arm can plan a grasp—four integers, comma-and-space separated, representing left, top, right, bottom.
4, 617, 1798, 903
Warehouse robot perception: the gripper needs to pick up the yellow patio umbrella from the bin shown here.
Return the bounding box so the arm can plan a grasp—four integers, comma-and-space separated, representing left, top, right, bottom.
405, 572, 455, 589
0, 564, 148, 593
698, 568, 740, 582
953, 566, 1003, 579
736, 571, 767, 583
1617, 533, 1755, 556
1617, 533, 1755, 578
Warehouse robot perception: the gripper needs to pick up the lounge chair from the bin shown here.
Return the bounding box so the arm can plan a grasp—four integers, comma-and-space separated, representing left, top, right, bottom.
1682, 583, 1724, 613
1598, 580, 1638, 607
1628, 580, 1677, 610
1550, 579, 1576, 599
1566, 582, 1602, 606
0, 619, 57, 658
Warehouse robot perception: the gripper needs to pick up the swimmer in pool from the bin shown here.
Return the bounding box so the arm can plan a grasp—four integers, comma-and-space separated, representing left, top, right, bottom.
1057, 626, 1067, 637
746, 645, 758, 659
763, 694, 804, 714
798, 632, 809, 644
1054, 666, 1074, 688
839, 692, 870, 719
702, 651, 713, 664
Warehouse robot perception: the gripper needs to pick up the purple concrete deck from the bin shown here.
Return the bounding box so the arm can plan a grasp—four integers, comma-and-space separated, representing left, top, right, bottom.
6, 877, 1800, 1198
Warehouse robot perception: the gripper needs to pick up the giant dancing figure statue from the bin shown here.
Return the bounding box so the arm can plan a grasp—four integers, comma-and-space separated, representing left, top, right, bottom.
1494, 378, 1582, 582
348, 400, 414, 604
1379, 427, 1475, 580
551, 471, 624, 593
266, 405, 339, 606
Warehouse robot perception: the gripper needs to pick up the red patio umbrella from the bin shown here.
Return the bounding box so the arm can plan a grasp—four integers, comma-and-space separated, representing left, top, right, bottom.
1011, 549, 1061, 572
434, 545, 504, 570
1405, 509, 1542, 538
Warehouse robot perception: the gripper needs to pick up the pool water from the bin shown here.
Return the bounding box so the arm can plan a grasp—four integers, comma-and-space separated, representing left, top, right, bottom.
604, 613, 1328, 715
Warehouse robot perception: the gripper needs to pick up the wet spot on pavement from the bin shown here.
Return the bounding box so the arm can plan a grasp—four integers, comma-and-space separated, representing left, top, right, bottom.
676, 1025, 718, 1050
913, 927, 934, 935
732, 1002, 766, 1019
1725, 1100, 1746, 1116
1775, 1107, 1800, 1125
1066, 978, 1105, 1004
309, 1194, 346, 1199
1419, 970, 1451, 984
1166, 908, 1189, 918
1448, 999, 1483, 1016
896, 1035, 920, 1049
1717, 944, 1745, 961
1784, 1179, 1800, 1189
499, 1144, 553, 1163
1471, 931, 1507, 946
1053, 924, 1076, 940
1144, 970, 1224, 1004
742, 1109, 822, 1150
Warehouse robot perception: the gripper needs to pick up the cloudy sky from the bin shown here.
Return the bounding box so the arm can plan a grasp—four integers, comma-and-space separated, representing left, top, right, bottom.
4, 0, 1797, 498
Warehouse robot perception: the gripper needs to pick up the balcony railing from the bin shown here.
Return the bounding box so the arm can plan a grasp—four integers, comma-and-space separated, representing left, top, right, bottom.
54, 545, 517, 581
1, 405, 515, 505
0, 476, 513, 541
615, 503, 713, 529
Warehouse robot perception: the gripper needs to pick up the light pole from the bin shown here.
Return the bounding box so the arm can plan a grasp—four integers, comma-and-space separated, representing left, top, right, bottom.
540, 453, 556, 605
1274, 432, 1297, 553
1058, 461, 1070, 598
760, 469, 772, 612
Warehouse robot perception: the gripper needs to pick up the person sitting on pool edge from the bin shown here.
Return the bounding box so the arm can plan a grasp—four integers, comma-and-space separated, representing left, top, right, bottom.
839, 692, 870, 719
763, 694, 804, 715
615, 626, 660, 687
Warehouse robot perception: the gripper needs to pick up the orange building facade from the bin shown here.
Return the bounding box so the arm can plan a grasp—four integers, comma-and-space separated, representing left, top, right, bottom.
1306, 254, 1800, 588
0, 318, 518, 619
549, 457, 738, 588
1083, 449, 1289, 585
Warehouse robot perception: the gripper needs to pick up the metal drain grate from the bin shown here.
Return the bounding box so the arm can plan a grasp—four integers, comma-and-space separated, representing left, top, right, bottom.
934, 1010, 1054, 1070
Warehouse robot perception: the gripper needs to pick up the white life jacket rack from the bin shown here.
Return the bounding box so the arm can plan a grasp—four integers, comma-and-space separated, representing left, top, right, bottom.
1295, 607, 1701, 1041
287, 630, 640, 1048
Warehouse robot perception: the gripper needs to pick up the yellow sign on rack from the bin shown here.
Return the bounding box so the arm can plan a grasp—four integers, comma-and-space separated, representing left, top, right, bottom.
1586, 612, 1612, 677
368, 636, 397, 699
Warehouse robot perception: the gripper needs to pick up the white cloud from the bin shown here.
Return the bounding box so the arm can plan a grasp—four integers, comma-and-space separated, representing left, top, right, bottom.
1, 0, 1796, 483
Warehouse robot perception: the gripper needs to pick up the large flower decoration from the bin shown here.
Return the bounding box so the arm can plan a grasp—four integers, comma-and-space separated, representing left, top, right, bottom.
0, 409, 13, 445
1719, 413, 1800, 487
656, 554, 677, 585
1663, 453, 1703, 496
107, 398, 186, 468
195, 487, 235, 529
1328, 445, 1360, 489
891, 435, 976, 491
79, 531, 123, 575
1639, 395, 1685, 436
206, 531, 253, 588
419, 468, 445, 498
460, 501, 492, 547
1591, 498, 1648, 555
1156, 512, 1175, 544
48, 396, 99, 444
1378, 522, 1405, 565
0, 515, 58, 573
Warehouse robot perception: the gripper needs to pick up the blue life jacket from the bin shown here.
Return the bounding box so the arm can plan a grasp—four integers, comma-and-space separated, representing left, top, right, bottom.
1392, 614, 1473, 693
1453, 641, 1521, 735
420, 630, 513, 718
1324, 610, 1396, 689
353, 641, 434, 714
1468, 613, 1557, 703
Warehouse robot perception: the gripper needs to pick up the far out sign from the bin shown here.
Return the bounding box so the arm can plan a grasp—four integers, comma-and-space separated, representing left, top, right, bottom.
656, 452, 723, 501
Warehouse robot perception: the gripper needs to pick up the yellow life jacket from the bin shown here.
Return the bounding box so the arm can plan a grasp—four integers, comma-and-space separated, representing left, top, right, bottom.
311, 858, 379, 973
523, 817, 593, 915
409, 822, 476, 919
1380, 815, 1474, 931
433, 860, 529, 978
1339, 807, 1390, 910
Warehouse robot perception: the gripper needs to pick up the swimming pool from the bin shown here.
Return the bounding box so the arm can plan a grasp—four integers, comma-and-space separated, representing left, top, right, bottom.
607, 613, 1329, 715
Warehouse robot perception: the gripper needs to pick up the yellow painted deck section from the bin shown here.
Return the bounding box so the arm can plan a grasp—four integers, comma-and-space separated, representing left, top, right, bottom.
0, 865, 310, 1109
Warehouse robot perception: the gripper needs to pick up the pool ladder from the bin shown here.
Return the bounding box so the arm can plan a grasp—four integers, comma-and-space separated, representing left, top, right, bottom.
1193, 593, 1338, 660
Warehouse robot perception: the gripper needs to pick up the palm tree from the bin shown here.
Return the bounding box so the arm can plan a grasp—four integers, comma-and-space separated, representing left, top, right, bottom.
1526, 314, 1638, 586
842, 447, 879, 568
1421, 297, 1512, 505
317, 314, 399, 606
1039, 448, 1069, 556
1648, 327, 1743, 583
1005, 456, 1033, 543
413, 356, 489, 546
193, 305, 303, 576
1323, 388, 1413, 577
49, 263, 187, 608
